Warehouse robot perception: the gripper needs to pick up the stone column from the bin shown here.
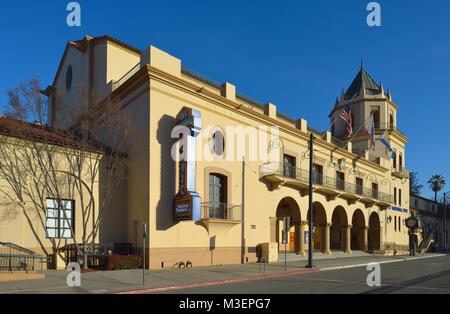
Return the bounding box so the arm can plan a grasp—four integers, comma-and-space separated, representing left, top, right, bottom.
344, 225, 352, 254
298, 221, 307, 256
323, 223, 332, 255
269, 217, 277, 243
379, 226, 384, 251
362, 226, 369, 252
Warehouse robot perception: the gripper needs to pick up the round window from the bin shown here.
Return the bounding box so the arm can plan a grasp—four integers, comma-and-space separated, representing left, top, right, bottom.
66, 65, 73, 91
212, 131, 225, 156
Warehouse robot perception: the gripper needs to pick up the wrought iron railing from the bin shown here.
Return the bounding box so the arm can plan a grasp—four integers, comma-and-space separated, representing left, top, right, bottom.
379, 123, 406, 137
331, 136, 347, 149
181, 66, 222, 89
202, 202, 242, 221
260, 162, 393, 203
391, 166, 410, 178
0, 242, 51, 274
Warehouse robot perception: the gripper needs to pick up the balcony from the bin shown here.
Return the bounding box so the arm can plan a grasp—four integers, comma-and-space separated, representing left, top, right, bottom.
201, 202, 241, 232
379, 123, 406, 138
260, 162, 393, 208
392, 166, 410, 179
202, 202, 241, 222
335, 123, 406, 139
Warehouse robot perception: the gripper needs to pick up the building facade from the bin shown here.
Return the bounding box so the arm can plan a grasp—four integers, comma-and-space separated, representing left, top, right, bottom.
2, 35, 414, 269
410, 193, 449, 250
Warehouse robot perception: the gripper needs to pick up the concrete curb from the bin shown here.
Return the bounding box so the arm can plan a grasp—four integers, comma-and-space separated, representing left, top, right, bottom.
112, 269, 320, 294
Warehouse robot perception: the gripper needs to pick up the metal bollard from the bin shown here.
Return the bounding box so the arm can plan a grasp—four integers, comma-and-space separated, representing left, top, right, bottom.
259, 257, 267, 274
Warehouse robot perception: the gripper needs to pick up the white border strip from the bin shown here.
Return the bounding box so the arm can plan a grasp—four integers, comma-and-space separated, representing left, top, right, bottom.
320, 254, 447, 272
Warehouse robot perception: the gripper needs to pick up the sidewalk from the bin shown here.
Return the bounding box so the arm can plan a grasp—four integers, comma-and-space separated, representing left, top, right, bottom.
0, 253, 446, 294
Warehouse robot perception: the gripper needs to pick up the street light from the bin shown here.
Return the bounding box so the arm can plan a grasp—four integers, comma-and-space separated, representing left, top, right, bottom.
306, 133, 315, 269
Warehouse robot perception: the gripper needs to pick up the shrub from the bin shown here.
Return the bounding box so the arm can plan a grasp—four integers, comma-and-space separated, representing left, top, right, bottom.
106, 255, 142, 270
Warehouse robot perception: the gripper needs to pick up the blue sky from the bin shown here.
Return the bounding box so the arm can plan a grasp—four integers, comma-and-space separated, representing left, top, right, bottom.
0, 0, 449, 200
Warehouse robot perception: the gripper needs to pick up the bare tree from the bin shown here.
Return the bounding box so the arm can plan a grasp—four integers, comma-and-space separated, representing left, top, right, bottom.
0, 77, 134, 269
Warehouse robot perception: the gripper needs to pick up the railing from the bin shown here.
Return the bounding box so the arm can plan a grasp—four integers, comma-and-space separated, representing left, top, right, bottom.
379, 123, 406, 137
202, 202, 242, 221
260, 162, 393, 203
181, 66, 222, 89
307, 126, 323, 136
391, 166, 410, 178
368, 153, 380, 164
331, 136, 347, 149
0, 242, 50, 274
236, 92, 265, 109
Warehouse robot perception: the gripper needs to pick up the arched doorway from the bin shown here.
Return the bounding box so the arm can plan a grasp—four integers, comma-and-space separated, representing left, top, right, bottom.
330, 206, 348, 251
276, 197, 301, 253
368, 212, 381, 251
351, 209, 366, 251
307, 202, 327, 253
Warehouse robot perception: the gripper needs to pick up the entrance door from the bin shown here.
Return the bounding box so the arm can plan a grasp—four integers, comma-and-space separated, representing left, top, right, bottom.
290, 232, 295, 250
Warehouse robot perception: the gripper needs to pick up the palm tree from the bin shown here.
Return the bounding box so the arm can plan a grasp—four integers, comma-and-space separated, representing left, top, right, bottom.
428, 175, 446, 202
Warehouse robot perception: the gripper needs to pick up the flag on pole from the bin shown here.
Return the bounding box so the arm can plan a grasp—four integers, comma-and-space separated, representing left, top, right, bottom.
339, 104, 353, 137
380, 131, 395, 159
364, 114, 376, 150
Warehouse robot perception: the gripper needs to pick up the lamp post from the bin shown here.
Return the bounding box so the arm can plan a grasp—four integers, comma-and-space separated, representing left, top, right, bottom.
406, 214, 419, 256
306, 133, 315, 269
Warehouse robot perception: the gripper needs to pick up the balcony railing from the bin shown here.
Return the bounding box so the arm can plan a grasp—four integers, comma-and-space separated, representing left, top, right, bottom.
260, 162, 393, 204
335, 123, 405, 138
392, 166, 410, 178
202, 202, 242, 221
379, 123, 406, 137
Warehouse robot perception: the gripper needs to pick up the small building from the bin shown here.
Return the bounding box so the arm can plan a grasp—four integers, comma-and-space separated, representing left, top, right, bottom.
410, 193, 449, 250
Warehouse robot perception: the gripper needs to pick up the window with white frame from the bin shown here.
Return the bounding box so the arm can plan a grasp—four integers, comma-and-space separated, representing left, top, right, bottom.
46, 199, 74, 239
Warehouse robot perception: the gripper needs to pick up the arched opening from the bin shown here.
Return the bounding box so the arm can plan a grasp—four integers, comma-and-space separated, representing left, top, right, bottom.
276, 197, 301, 253
307, 202, 327, 253
389, 114, 394, 128
351, 209, 366, 251
368, 212, 381, 251
372, 110, 380, 129
330, 206, 348, 251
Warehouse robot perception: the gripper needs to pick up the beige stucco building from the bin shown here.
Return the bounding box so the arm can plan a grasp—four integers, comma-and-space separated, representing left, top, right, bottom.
1, 35, 414, 269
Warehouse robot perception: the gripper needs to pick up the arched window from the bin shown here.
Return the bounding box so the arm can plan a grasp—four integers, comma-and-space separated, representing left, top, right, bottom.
389, 114, 394, 128
209, 173, 228, 219
371, 110, 380, 129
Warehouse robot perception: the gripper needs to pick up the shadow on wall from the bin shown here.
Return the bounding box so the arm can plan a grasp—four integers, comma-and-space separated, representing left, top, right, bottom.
156, 115, 179, 231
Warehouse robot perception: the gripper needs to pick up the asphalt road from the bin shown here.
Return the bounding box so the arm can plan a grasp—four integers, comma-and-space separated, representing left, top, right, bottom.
159, 255, 450, 294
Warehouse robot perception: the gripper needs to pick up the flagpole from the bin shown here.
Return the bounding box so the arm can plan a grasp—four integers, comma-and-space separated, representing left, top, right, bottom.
344, 113, 374, 143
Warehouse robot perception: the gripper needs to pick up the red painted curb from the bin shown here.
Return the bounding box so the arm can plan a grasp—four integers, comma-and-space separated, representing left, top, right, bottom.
112, 268, 320, 294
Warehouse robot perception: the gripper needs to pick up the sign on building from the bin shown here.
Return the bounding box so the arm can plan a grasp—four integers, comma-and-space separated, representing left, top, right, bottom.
174, 107, 202, 221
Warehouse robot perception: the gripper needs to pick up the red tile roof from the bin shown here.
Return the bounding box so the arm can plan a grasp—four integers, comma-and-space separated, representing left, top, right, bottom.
0, 116, 105, 153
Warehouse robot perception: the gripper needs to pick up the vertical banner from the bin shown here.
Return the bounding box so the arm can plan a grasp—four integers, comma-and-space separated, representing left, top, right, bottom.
174, 107, 202, 221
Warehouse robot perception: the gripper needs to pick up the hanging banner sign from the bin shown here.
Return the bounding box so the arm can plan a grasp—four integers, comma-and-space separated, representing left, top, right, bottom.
174, 107, 202, 221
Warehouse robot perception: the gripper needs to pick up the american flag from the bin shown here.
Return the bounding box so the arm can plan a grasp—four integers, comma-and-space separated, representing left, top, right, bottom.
339, 104, 353, 137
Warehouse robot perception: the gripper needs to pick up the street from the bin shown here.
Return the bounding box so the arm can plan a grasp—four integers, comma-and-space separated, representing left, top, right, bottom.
159, 255, 450, 294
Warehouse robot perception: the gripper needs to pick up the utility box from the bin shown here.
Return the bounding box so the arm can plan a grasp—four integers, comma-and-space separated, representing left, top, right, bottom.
261, 242, 278, 263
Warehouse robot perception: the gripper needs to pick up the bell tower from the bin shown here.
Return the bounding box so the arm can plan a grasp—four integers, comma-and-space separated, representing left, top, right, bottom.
328, 60, 407, 167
